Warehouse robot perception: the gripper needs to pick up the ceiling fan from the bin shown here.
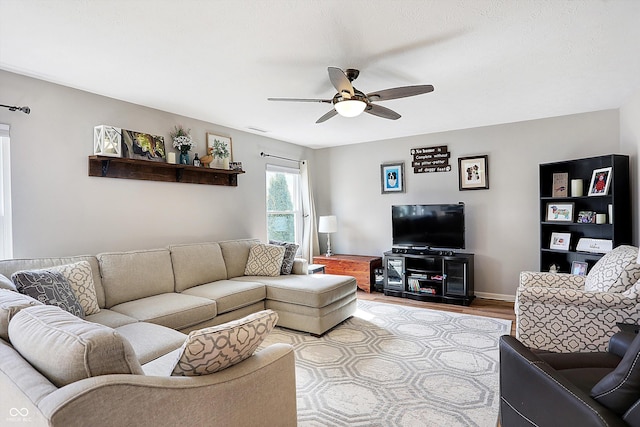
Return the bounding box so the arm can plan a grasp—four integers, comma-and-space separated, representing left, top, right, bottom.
268, 67, 434, 124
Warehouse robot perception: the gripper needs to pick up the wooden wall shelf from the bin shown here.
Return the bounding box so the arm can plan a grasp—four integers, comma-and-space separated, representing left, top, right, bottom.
88, 156, 245, 186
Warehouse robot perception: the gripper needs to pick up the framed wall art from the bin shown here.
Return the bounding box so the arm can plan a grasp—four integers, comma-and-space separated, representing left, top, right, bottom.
121, 129, 166, 162
545, 202, 574, 222
381, 162, 405, 194
206, 133, 233, 164
588, 167, 612, 196
458, 155, 489, 190
550, 232, 571, 251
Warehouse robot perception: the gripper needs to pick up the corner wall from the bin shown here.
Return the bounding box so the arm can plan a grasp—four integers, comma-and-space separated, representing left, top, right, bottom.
620, 89, 640, 244
316, 111, 621, 299
0, 70, 313, 257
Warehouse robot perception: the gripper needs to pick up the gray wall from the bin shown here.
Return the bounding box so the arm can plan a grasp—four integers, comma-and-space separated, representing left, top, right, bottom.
620, 89, 640, 245
1, 69, 636, 300
0, 70, 314, 257
315, 111, 622, 299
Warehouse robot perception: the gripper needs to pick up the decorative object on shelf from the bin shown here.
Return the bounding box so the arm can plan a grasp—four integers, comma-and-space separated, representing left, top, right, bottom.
571, 261, 588, 276
609, 204, 613, 224
552, 173, 568, 197
596, 213, 607, 224
230, 161, 243, 171
318, 215, 337, 256
199, 147, 213, 168
576, 238, 613, 254
193, 153, 201, 167
170, 125, 195, 165
550, 232, 571, 251
411, 145, 451, 174
545, 202, 574, 222
571, 179, 584, 197
121, 129, 166, 162
588, 167, 612, 196
380, 162, 405, 194
549, 264, 559, 273
167, 152, 177, 164
458, 155, 489, 190
207, 133, 232, 169
93, 125, 122, 157
577, 211, 595, 223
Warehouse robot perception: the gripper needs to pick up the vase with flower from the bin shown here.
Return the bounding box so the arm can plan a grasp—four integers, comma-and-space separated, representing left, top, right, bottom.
211, 138, 230, 169
170, 125, 196, 165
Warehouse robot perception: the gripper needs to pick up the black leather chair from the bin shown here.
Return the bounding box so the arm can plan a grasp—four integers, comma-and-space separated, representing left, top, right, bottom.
499, 332, 640, 426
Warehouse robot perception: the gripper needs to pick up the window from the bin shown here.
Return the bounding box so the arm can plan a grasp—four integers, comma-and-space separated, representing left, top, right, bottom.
0, 124, 12, 259
266, 164, 302, 245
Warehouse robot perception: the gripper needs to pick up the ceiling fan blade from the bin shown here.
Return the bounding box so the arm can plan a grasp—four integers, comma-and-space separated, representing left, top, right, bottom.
367, 85, 434, 102
316, 109, 338, 124
328, 67, 354, 97
365, 104, 401, 120
267, 97, 332, 103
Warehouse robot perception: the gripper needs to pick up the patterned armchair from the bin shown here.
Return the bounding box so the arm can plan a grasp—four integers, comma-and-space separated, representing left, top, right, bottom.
516, 245, 640, 352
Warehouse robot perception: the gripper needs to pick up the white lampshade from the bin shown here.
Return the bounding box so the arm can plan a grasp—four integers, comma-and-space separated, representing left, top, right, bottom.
318, 215, 338, 233
334, 100, 366, 118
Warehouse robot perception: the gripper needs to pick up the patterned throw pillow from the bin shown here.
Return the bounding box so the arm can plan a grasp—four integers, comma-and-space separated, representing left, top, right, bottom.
269, 240, 300, 275
12, 269, 85, 318
585, 245, 640, 293
48, 261, 100, 315
171, 309, 279, 376
244, 244, 286, 277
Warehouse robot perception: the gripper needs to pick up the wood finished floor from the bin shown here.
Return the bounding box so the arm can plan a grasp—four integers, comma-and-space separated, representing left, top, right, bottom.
357, 290, 516, 336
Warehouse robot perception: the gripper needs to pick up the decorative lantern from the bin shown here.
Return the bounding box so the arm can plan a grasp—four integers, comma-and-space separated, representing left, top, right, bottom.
93, 125, 122, 157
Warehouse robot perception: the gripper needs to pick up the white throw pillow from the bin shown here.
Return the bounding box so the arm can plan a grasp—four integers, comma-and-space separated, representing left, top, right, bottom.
171, 309, 278, 376
585, 245, 640, 293
244, 244, 286, 277
49, 261, 100, 315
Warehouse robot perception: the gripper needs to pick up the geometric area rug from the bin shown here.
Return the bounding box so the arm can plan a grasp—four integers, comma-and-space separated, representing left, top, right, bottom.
259, 299, 512, 427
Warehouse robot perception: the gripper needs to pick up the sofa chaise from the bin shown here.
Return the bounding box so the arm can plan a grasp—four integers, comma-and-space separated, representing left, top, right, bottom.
0, 238, 358, 426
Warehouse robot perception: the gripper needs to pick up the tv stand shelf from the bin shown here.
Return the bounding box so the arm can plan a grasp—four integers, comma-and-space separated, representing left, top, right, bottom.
383, 251, 474, 306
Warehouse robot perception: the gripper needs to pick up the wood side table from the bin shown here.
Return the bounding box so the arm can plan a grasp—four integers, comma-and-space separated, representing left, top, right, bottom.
312, 254, 383, 293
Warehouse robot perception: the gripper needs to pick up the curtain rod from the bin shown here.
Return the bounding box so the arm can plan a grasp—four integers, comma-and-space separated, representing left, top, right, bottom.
260, 152, 305, 164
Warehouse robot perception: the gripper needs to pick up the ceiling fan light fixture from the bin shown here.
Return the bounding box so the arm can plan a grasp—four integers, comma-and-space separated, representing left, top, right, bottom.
334, 99, 366, 117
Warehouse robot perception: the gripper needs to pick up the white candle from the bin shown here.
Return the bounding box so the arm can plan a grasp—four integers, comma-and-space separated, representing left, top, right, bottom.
167, 152, 177, 164
571, 179, 583, 197
596, 213, 607, 224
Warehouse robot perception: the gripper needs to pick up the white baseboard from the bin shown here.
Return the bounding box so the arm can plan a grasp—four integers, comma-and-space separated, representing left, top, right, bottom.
475, 291, 515, 302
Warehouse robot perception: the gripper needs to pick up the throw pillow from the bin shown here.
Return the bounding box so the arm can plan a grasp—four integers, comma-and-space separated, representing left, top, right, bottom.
269, 240, 300, 275
585, 245, 640, 293
8, 305, 143, 387
171, 309, 278, 376
12, 269, 85, 318
0, 289, 42, 342
244, 244, 286, 277
591, 331, 640, 414
48, 261, 100, 315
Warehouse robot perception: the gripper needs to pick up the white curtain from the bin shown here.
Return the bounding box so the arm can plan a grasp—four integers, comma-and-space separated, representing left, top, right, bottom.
0, 124, 12, 259
300, 160, 319, 262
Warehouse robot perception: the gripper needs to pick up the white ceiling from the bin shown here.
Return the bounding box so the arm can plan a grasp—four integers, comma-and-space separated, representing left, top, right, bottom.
1, 0, 640, 149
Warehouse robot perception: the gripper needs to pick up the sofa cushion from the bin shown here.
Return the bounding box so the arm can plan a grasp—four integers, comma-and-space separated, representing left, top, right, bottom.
169, 242, 228, 292
12, 269, 85, 318
585, 245, 640, 293
98, 249, 175, 307
85, 309, 139, 329
115, 322, 187, 364
110, 293, 217, 330
48, 261, 100, 315
0, 273, 16, 291
171, 309, 278, 376
269, 240, 299, 275
0, 289, 42, 341
182, 279, 266, 314
8, 305, 143, 387
244, 244, 285, 277
591, 331, 640, 414
219, 239, 260, 279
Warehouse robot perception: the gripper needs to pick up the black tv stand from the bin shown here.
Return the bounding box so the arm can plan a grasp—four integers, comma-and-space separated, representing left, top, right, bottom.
392, 247, 457, 256
383, 250, 474, 306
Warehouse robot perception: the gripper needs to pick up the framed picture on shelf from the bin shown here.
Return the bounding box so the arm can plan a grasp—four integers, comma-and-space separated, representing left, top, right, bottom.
588, 167, 612, 196
381, 162, 405, 194
458, 155, 489, 190
206, 133, 233, 164
550, 232, 571, 251
576, 210, 595, 224
545, 202, 574, 222
552, 173, 569, 197
571, 261, 588, 276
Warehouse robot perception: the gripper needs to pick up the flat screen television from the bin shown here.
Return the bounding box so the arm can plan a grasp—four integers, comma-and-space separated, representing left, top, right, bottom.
392, 203, 465, 250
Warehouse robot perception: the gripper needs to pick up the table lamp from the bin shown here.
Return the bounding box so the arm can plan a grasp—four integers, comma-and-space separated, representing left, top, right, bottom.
318, 215, 337, 256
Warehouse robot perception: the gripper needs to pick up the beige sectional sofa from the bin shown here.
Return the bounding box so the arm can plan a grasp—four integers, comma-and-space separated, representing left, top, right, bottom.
0, 238, 358, 426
